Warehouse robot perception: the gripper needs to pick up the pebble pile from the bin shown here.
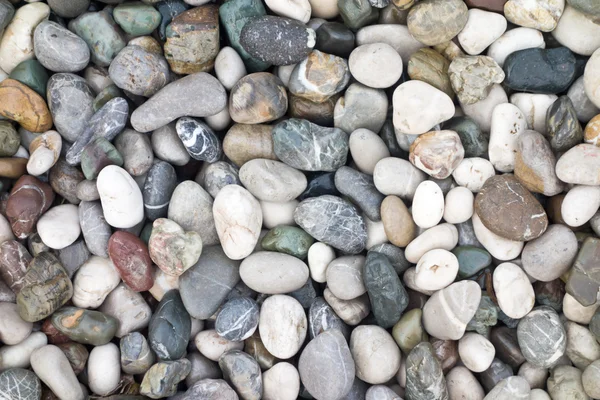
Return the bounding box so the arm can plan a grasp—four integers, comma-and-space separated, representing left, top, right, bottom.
0, 0, 599, 399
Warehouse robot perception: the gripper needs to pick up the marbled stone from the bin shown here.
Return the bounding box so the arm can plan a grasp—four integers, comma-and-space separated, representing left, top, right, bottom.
215, 297, 259, 342
120, 332, 155, 375
407, 48, 453, 99
534, 279, 565, 312
229, 72, 287, 124
409, 130, 464, 179
114, 1, 161, 36
27, 130, 61, 176
0, 79, 52, 133
546, 96, 584, 152
517, 306, 566, 368
51, 307, 118, 346
219, 350, 262, 400
34, 21, 89, 73
515, 130, 564, 196
334, 83, 388, 134
308, 297, 350, 340
109, 45, 169, 97
405, 342, 449, 400
149, 290, 191, 360
504, 48, 576, 94
77, 201, 109, 259
407, 0, 468, 46
289, 50, 349, 103
0, 368, 41, 400
71, 255, 119, 309
504, 0, 564, 32
142, 160, 177, 221
334, 166, 384, 221
140, 359, 191, 399
149, 218, 201, 275
466, 293, 498, 336
448, 55, 505, 105
223, 124, 276, 167
6, 175, 53, 239
259, 295, 307, 359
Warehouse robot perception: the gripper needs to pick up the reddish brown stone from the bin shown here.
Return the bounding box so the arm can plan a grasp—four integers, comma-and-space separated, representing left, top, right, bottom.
41, 318, 71, 345
464, 0, 507, 13
430, 337, 458, 374
48, 159, 84, 205
6, 175, 54, 239
108, 231, 154, 292
0, 240, 32, 293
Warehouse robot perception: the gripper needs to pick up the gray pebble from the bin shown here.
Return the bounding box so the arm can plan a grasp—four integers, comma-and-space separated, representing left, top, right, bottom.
0, 368, 41, 400
34, 21, 90, 73
47, 0, 90, 18
405, 342, 449, 400
58, 240, 91, 279
114, 129, 154, 177
186, 353, 221, 387
143, 161, 177, 221
334, 83, 388, 134
181, 379, 238, 400
152, 123, 191, 167
203, 162, 241, 198
289, 278, 318, 308
168, 181, 219, 246
215, 297, 259, 342
366, 385, 401, 400
176, 117, 222, 162
547, 365, 588, 400
120, 332, 155, 375
0, 0, 14, 35
517, 306, 566, 368
484, 376, 530, 400
335, 166, 385, 221
218, 350, 262, 400
109, 45, 170, 97
79, 201, 112, 257
369, 243, 411, 275
308, 297, 350, 341
76, 180, 100, 201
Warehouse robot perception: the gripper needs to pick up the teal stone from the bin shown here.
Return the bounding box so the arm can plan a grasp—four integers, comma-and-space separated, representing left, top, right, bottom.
8, 60, 49, 99
219, 0, 270, 72
114, 1, 162, 36
442, 116, 488, 158
51, 306, 119, 346
466, 293, 498, 336
338, 0, 378, 30
261, 225, 314, 259
0, 121, 20, 157
453, 245, 492, 279
80, 137, 124, 180
363, 250, 408, 328
93, 84, 123, 112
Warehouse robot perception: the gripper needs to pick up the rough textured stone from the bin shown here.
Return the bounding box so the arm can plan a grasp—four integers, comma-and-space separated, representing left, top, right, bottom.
405, 342, 449, 400
229, 72, 287, 124
109, 45, 169, 97
140, 359, 191, 399
517, 306, 566, 368
47, 73, 95, 142
334, 166, 384, 221
546, 96, 584, 152
218, 350, 262, 400
409, 130, 465, 179
448, 55, 505, 105
407, 48, 454, 99
504, 0, 564, 32
407, 0, 468, 46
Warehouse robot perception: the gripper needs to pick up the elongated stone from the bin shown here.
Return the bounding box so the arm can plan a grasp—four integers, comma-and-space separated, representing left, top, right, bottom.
334, 166, 384, 221
176, 117, 222, 162
142, 161, 177, 221
148, 290, 191, 361
51, 307, 118, 346
504, 48, 576, 94
219, 350, 262, 400
405, 342, 449, 400
566, 237, 600, 306
6, 175, 53, 240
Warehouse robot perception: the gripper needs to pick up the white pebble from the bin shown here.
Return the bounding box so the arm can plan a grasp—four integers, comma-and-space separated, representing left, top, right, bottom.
260, 200, 298, 229
393, 81, 454, 135
195, 330, 244, 361
458, 333, 495, 373
266, 0, 311, 23
72, 256, 120, 309
411, 181, 444, 229
37, 204, 80, 250
0, 302, 32, 345
259, 295, 307, 359
350, 325, 401, 385
364, 215, 388, 249
262, 362, 300, 400
88, 343, 120, 396
585, 48, 600, 109
31, 345, 84, 400
373, 157, 427, 200
349, 128, 390, 175
563, 293, 600, 325
473, 212, 524, 260
307, 242, 335, 283
97, 165, 144, 229
308, 0, 338, 18
493, 262, 535, 319
0, 331, 47, 370
461, 84, 507, 133
552, 5, 600, 56
489, 103, 527, 172
405, 223, 458, 264
415, 249, 459, 291
356, 24, 425, 64
240, 251, 309, 295
446, 366, 485, 400
444, 186, 474, 223
561, 185, 600, 227
510, 93, 557, 134
204, 105, 231, 131
214, 47, 247, 90
326, 255, 366, 300
349, 43, 403, 89
458, 9, 507, 55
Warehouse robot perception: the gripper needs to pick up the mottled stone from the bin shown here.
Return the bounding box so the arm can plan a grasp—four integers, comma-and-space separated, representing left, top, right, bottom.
114, 1, 161, 36
69, 9, 126, 67
289, 50, 349, 103
534, 279, 565, 312
407, 0, 468, 46
334, 167, 384, 221
409, 130, 464, 179
448, 56, 505, 105
229, 72, 287, 124
504, 48, 576, 94
109, 45, 169, 97
261, 226, 313, 259
56, 342, 88, 375
338, 0, 376, 30
0, 368, 41, 400
156, 0, 188, 41
51, 307, 118, 346
566, 237, 600, 306
0, 79, 52, 133
547, 366, 588, 400
504, 0, 564, 32
8, 60, 48, 99
34, 21, 89, 73
515, 130, 564, 196
544, 96, 584, 153
169, 181, 219, 246
392, 308, 428, 354
218, 350, 262, 400
80, 137, 124, 180
6, 175, 53, 240
140, 359, 191, 399
405, 342, 449, 400
407, 48, 453, 99
466, 293, 498, 336
486, 326, 524, 370
223, 124, 276, 167
484, 376, 530, 400
49, 160, 85, 205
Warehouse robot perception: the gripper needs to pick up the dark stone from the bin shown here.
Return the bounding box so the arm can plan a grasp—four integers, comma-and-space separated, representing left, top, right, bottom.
363, 251, 408, 328
308, 297, 350, 341
175, 117, 222, 162
215, 297, 259, 342
204, 162, 240, 198
0, 368, 41, 400
142, 161, 177, 220
517, 306, 566, 368
379, 119, 406, 159
405, 342, 449, 400
479, 358, 514, 393
261, 225, 314, 259
489, 326, 526, 370
244, 331, 279, 370
120, 331, 155, 375
5, 176, 54, 239
288, 94, 339, 128
51, 306, 118, 345
49, 159, 85, 205
503, 47, 577, 94
533, 279, 565, 312
453, 246, 492, 279
369, 243, 411, 275
273, 118, 349, 172
156, 0, 189, 41
456, 219, 484, 248
240, 16, 315, 66
47, 0, 89, 18
9, 60, 49, 99
545, 96, 584, 152
338, 0, 376, 30
334, 166, 385, 221
218, 350, 262, 400
298, 172, 339, 201
430, 338, 458, 375
294, 195, 367, 254
58, 240, 90, 279
466, 293, 498, 336
289, 278, 318, 308
315, 22, 355, 59
80, 137, 124, 180
442, 116, 487, 158
566, 237, 600, 306
148, 290, 191, 361
464, 0, 507, 13
0, 0, 14, 34
108, 231, 154, 292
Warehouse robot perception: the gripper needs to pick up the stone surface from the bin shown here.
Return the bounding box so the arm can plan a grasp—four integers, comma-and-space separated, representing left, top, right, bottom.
100, 282, 151, 337
515, 130, 564, 196
72, 255, 119, 309
566, 237, 600, 306
334, 166, 384, 221
51, 307, 118, 346
556, 144, 600, 185
407, 0, 468, 46
261, 225, 313, 259
409, 130, 464, 179
223, 124, 276, 167
494, 262, 535, 319
289, 50, 349, 102
120, 332, 155, 375
484, 376, 530, 400
488, 27, 546, 68
109, 44, 169, 97
149, 218, 202, 277
27, 130, 61, 176
240, 251, 308, 294
315, 22, 354, 59
334, 83, 388, 134
215, 297, 259, 342
148, 290, 191, 361
182, 379, 238, 400
30, 345, 84, 400
405, 342, 449, 400
458, 9, 507, 55
229, 72, 287, 124
548, 365, 589, 399
349, 43, 402, 89
407, 48, 453, 99
504, 48, 576, 94
552, 5, 600, 57
0, 79, 52, 133
240, 159, 306, 202
504, 0, 564, 32
546, 96, 584, 152
8, 59, 48, 98
78, 201, 110, 258
350, 325, 400, 385
259, 295, 306, 359
392, 308, 428, 354
215, 46, 247, 90
87, 343, 120, 396
562, 185, 600, 227
97, 165, 144, 229
6, 175, 53, 239
0, 368, 41, 400
522, 224, 577, 282
113, 1, 161, 36
338, 0, 376, 30
140, 359, 191, 399
448, 55, 505, 105
517, 306, 566, 368
80, 137, 123, 180
142, 160, 177, 220
34, 20, 89, 73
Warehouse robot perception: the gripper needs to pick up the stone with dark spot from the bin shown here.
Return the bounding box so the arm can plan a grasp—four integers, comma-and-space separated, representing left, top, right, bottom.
156, 0, 189, 41
148, 290, 191, 361
298, 172, 339, 200
479, 358, 514, 392
315, 22, 355, 59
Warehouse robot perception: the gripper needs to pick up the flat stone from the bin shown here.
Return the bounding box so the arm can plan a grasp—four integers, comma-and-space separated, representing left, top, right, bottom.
504, 48, 576, 94
517, 306, 566, 368
405, 342, 449, 400
34, 20, 89, 73
140, 359, 192, 399
131, 72, 227, 133
51, 307, 118, 346
515, 130, 564, 196
407, 48, 453, 99
504, 0, 564, 32
334, 83, 388, 134
407, 0, 468, 46
148, 290, 191, 361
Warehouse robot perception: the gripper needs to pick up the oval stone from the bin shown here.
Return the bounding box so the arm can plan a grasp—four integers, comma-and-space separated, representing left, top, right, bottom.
259, 295, 307, 359
34, 21, 90, 73
0, 79, 52, 133
407, 0, 468, 46
517, 306, 566, 368
51, 307, 118, 346
504, 48, 576, 94
97, 165, 144, 229
556, 143, 600, 185
240, 159, 307, 202
109, 44, 169, 97
148, 290, 191, 361
215, 297, 259, 342
289, 50, 350, 102
350, 325, 400, 384
493, 262, 535, 319
405, 342, 449, 400
229, 72, 288, 124
240, 251, 309, 294
522, 225, 577, 282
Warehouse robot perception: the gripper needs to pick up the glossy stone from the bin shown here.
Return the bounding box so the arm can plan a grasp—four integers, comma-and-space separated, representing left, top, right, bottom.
315, 22, 355, 58
148, 290, 191, 361
8, 60, 48, 99
140, 359, 191, 399
51, 307, 118, 346
142, 161, 177, 221
219, 350, 262, 400
405, 342, 449, 400
453, 246, 492, 279
175, 117, 221, 163
113, 2, 161, 36
0, 79, 52, 133
566, 237, 600, 306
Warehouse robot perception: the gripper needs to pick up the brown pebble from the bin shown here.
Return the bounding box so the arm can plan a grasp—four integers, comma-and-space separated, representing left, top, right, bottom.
288, 94, 339, 127
464, 0, 507, 13
223, 124, 278, 167
0, 79, 53, 133
6, 176, 54, 239
49, 159, 85, 205
430, 337, 458, 374
229, 72, 288, 124
0, 158, 27, 179
381, 195, 416, 247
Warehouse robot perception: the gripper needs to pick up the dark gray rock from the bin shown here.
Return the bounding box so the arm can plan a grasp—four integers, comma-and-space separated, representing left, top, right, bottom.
179, 246, 241, 320
47, 0, 89, 18
456, 219, 483, 248
79, 201, 112, 257
66, 97, 129, 165
120, 331, 155, 375
369, 243, 411, 275
58, 240, 91, 279
0, 368, 41, 400
175, 117, 222, 162
480, 358, 514, 393
308, 297, 350, 341
218, 350, 262, 400
299, 330, 356, 400
34, 21, 90, 73
204, 162, 241, 198
294, 195, 367, 254
225, 281, 257, 302
156, 0, 189, 41
405, 342, 449, 400
240, 16, 315, 66
363, 250, 408, 328
182, 379, 238, 400
143, 161, 177, 221
517, 306, 566, 368
545, 96, 584, 152
215, 297, 259, 342
47, 73, 95, 143
334, 166, 385, 221
340, 378, 369, 400
289, 278, 318, 308
109, 45, 170, 97
140, 359, 192, 399
273, 119, 349, 172
148, 290, 191, 361
0, 0, 14, 35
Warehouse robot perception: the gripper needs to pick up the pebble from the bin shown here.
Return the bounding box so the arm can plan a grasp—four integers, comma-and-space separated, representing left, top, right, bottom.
307, 242, 335, 283
240, 251, 308, 294
0, 330, 46, 370
0, 302, 32, 345
261, 225, 313, 258
6, 175, 53, 239
77, 201, 110, 259
546, 96, 584, 152
458, 9, 507, 56
409, 130, 464, 179
348, 129, 389, 175
335, 166, 384, 221
262, 362, 299, 400
556, 144, 600, 185
33, 21, 89, 73
569, 77, 600, 123
260, 200, 298, 229
565, 293, 599, 324
30, 345, 84, 400
515, 130, 564, 196
113, 1, 160, 36
169, 180, 219, 246
484, 376, 530, 400
148, 289, 191, 361
504, 0, 564, 31
215, 297, 259, 342
462, 84, 508, 133
186, 352, 220, 386
100, 283, 151, 337
217, 350, 262, 400
407, 0, 468, 46
582, 359, 600, 398
405, 342, 449, 400
449, 56, 505, 105
182, 378, 238, 400
407, 48, 453, 99
140, 359, 191, 399
334, 83, 388, 134
259, 295, 306, 359
547, 365, 588, 400
109, 44, 169, 97
229, 72, 287, 124
315, 22, 354, 59
392, 308, 428, 354
195, 330, 243, 362
289, 50, 350, 102
350, 325, 400, 384
517, 306, 566, 368
223, 124, 276, 167
51, 307, 118, 346
444, 187, 474, 223
87, 343, 120, 396
518, 362, 548, 389
446, 366, 485, 400
586, 49, 600, 108
349, 43, 402, 89
240, 159, 306, 202
299, 171, 339, 200
294, 195, 367, 254
325, 255, 366, 300
27, 130, 61, 176
479, 358, 513, 392
562, 185, 600, 227
0, 368, 41, 400
489, 326, 526, 369
552, 5, 600, 56
522, 224, 577, 282
415, 249, 459, 291
393, 80, 455, 135
149, 218, 202, 277
488, 27, 545, 68
493, 262, 535, 319
459, 332, 495, 373
97, 165, 144, 229
0, 79, 52, 133
215, 47, 247, 91
405, 223, 458, 263
567, 237, 600, 307
72, 255, 119, 308
338, 0, 377, 30
120, 332, 155, 375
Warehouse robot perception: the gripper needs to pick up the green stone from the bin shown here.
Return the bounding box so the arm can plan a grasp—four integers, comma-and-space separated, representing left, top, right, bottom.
466, 293, 498, 336
0, 121, 20, 157
452, 245, 492, 279
338, 0, 378, 30
9, 60, 49, 99
51, 306, 118, 346
219, 0, 271, 72
443, 117, 488, 158
140, 359, 191, 399
93, 84, 123, 112
392, 308, 428, 354
261, 225, 314, 259
80, 137, 124, 180
140, 222, 153, 244
114, 1, 162, 36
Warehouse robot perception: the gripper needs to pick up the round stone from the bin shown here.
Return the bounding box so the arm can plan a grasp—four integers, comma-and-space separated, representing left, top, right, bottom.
142, 160, 176, 220
415, 249, 459, 291
349, 43, 402, 89
72, 256, 120, 309
175, 117, 221, 163
446, 366, 485, 400
349, 129, 390, 175
37, 205, 80, 250
443, 187, 474, 224
289, 50, 350, 102
518, 362, 548, 389
109, 45, 169, 97
27, 130, 61, 176
407, 0, 468, 46
240, 251, 309, 294
326, 256, 366, 300
517, 306, 566, 368
0, 79, 52, 133
215, 297, 259, 342
169, 180, 218, 246
315, 22, 354, 59
120, 332, 155, 375
458, 332, 495, 373
34, 20, 90, 73
374, 157, 427, 200
240, 159, 306, 202
405, 223, 458, 263
51, 307, 118, 346
88, 343, 120, 396
562, 185, 600, 227
334, 83, 388, 134
100, 283, 151, 338
392, 308, 428, 354
263, 362, 300, 400
334, 166, 384, 221
493, 262, 535, 319
556, 144, 600, 185
259, 295, 307, 359
548, 365, 589, 399
223, 124, 276, 167
229, 72, 287, 124
0, 368, 41, 400
409, 130, 464, 180
546, 96, 584, 152
522, 224, 577, 282
196, 329, 244, 361
113, 1, 161, 36
350, 325, 400, 384
307, 242, 335, 283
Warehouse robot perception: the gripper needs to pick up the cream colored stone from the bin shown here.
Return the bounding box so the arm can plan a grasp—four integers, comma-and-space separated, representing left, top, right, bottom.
446, 366, 485, 400
373, 157, 427, 200
458, 333, 495, 372
266, 0, 311, 23
240, 251, 309, 294
323, 288, 370, 325
349, 43, 403, 89
561, 185, 600, 227
473, 211, 524, 260
37, 204, 81, 250
552, 5, 600, 56
356, 24, 426, 64
31, 345, 84, 400
585, 48, 600, 109
504, 0, 565, 32
489, 103, 527, 173
259, 295, 307, 359
460, 84, 508, 132
260, 200, 298, 229
510, 93, 558, 134
452, 157, 496, 193
350, 325, 401, 385
444, 186, 474, 223
0, 302, 32, 345
240, 159, 307, 202
405, 223, 458, 263
493, 262, 535, 319
308, 0, 338, 18
563, 293, 599, 325
349, 129, 390, 175
326, 255, 366, 300
0, 331, 47, 370
411, 181, 444, 229
307, 242, 335, 283
214, 47, 247, 90
488, 27, 545, 67
364, 215, 388, 249
263, 362, 300, 400
88, 343, 120, 396
415, 249, 459, 291
97, 165, 144, 229
458, 9, 507, 56
72, 256, 120, 309
195, 330, 244, 361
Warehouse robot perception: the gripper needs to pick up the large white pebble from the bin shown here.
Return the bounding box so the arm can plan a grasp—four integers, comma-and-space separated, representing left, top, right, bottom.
373, 157, 427, 200
461, 84, 507, 133
350, 128, 390, 174
72, 256, 120, 309
458, 333, 495, 372
446, 366, 485, 400
239, 159, 307, 202
31, 345, 84, 400
326, 255, 366, 300
0, 331, 47, 370
473, 212, 524, 260
403, 267, 435, 296
88, 343, 120, 396
493, 262, 535, 319
240, 251, 309, 294
393, 81, 454, 135
349, 43, 403, 89
350, 325, 401, 384
260, 200, 297, 229
259, 295, 307, 359
214, 47, 247, 90
585, 48, 600, 109
563, 293, 599, 325
97, 165, 144, 229
37, 204, 80, 249
355, 24, 425, 64
0, 302, 32, 345
489, 103, 527, 172
458, 9, 507, 55
0, 3, 50, 73
195, 330, 243, 361
262, 362, 300, 400
307, 242, 335, 283
444, 187, 474, 223
488, 27, 545, 67
561, 185, 600, 227
265, 0, 311, 22
412, 181, 444, 229
510, 93, 558, 134
552, 5, 600, 56
405, 223, 458, 263
415, 249, 458, 291
213, 185, 262, 260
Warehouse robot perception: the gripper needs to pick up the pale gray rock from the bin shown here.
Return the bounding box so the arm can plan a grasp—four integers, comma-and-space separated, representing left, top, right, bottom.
109, 45, 170, 97
203, 162, 241, 198
484, 376, 530, 400
181, 379, 238, 400
308, 297, 350, 340
186, 353, 221, 387
517, 306, 566, 368
215, 297, 259, 342
114, 129, 154, 177
218, 350, 262, 400
79, 201, 111, 257
405, 342, 449, 400
34, 21, 90, 72
168, 181, 219, 246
